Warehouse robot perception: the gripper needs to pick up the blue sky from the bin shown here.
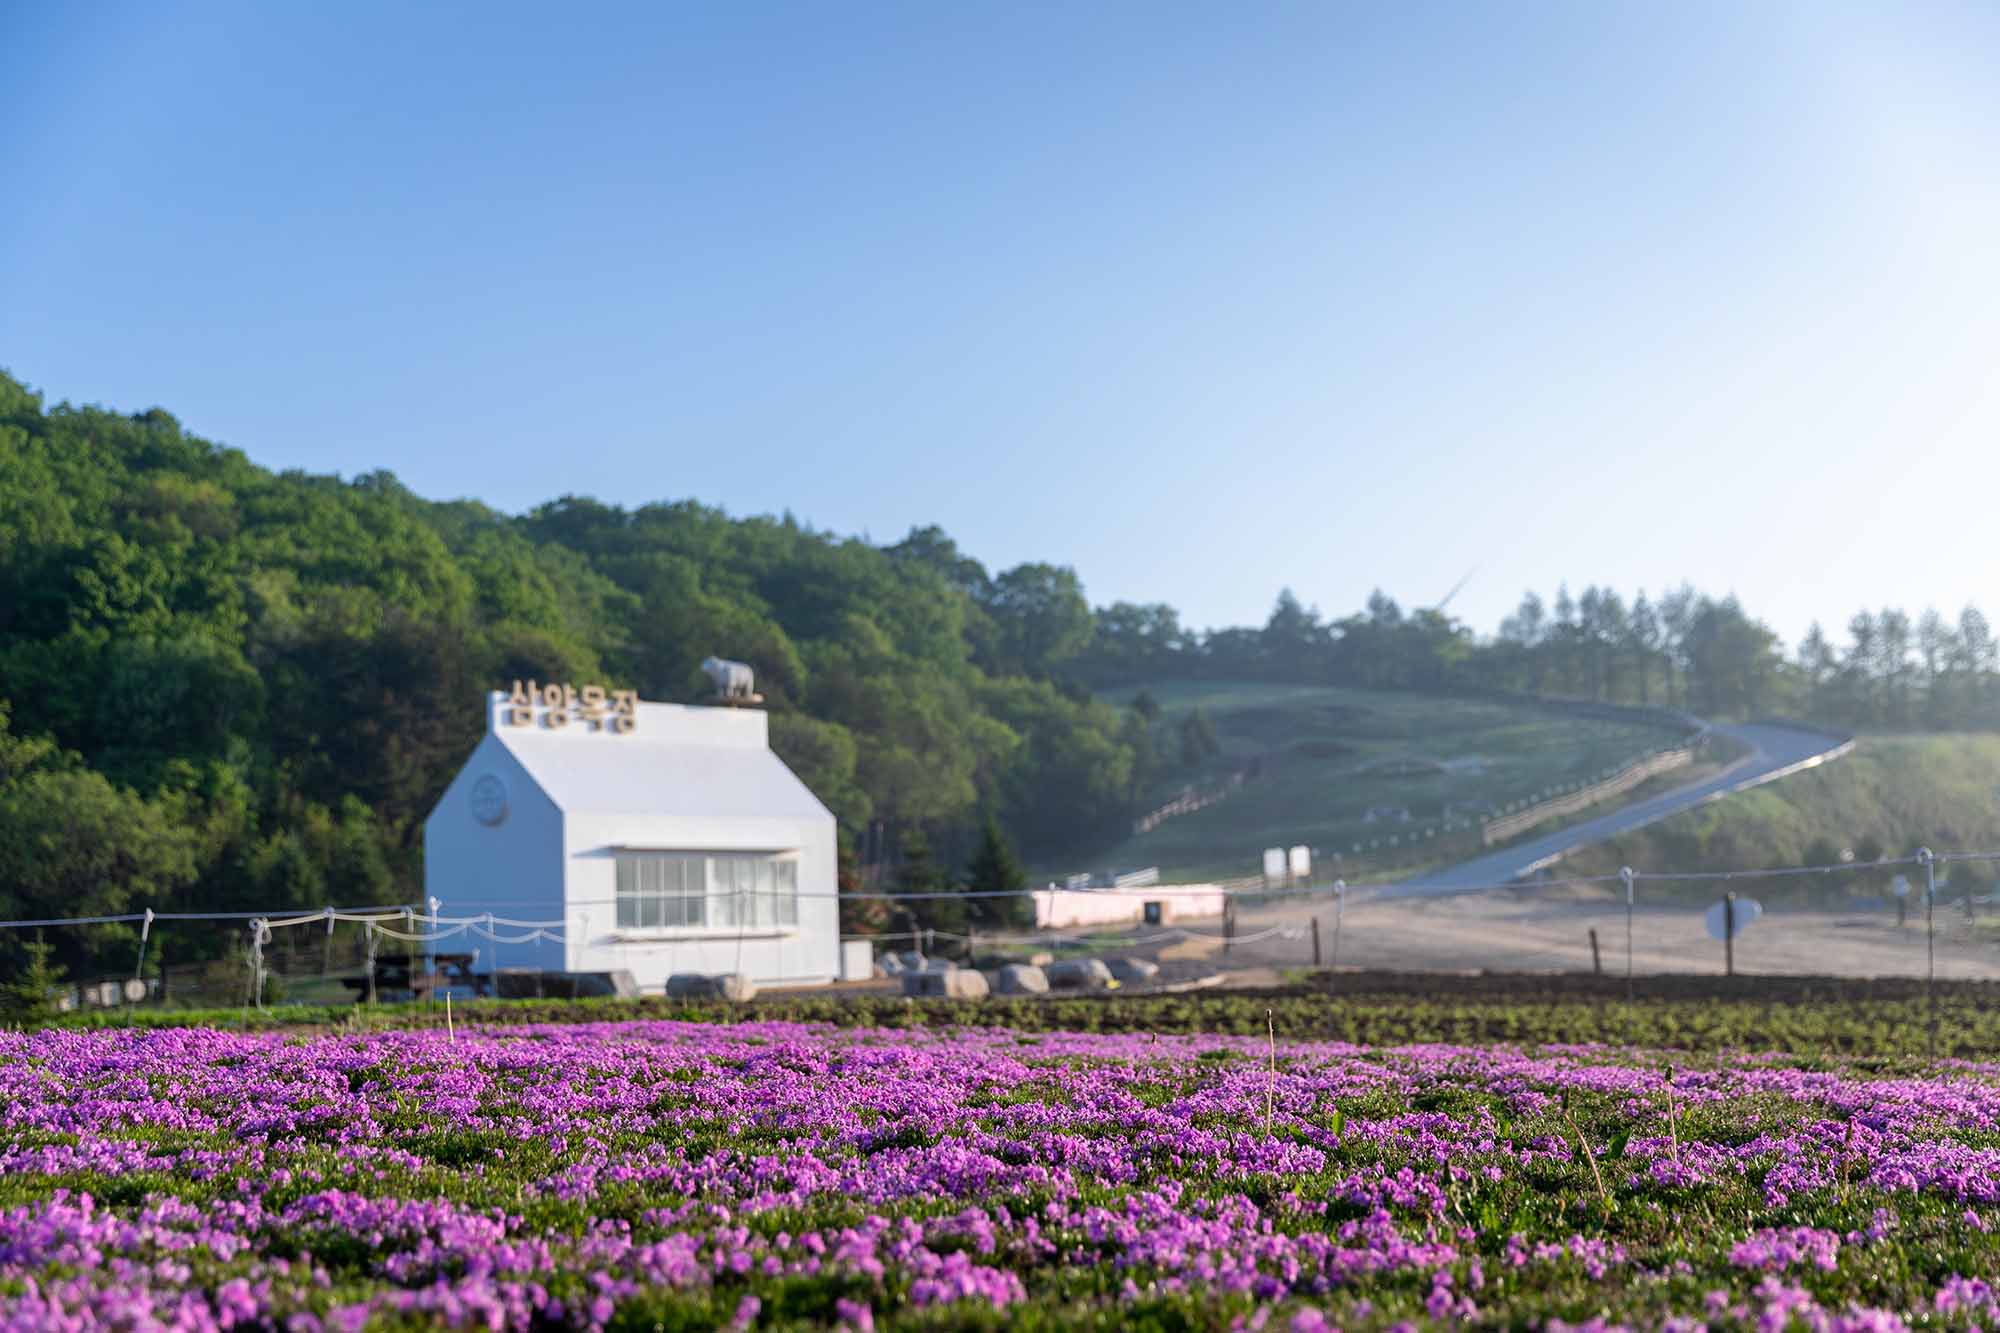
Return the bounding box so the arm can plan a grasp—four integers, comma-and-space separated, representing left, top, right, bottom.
5, 1, 1997, 647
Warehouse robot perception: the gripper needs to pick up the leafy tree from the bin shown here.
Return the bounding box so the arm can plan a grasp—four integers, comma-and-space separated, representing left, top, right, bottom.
769, 713, 873, 827
1086, 602, 1185, 677
0, 767, 199, 973
983, 563, 1092, 677
1262, 589, 1326, 677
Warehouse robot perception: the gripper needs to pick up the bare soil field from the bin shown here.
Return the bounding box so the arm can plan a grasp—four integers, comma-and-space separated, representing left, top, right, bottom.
1215, 882, 2000, 981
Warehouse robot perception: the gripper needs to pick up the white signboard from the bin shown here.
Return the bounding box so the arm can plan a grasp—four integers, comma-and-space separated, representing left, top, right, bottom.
1288, 845, 1311, 881
1704, 896, 1763, 942
1262, 847, 1287, 887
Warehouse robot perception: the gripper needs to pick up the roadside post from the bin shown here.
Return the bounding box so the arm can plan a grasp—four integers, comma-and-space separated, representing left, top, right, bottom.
1620, 866, 1635, 1000
1920, 848, 1937, 1057
1723, 892, 1735, 977
1311, 916, 1322, 967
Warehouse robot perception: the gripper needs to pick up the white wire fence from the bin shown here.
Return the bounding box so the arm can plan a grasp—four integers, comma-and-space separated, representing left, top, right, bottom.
5, 849, 1999, 1013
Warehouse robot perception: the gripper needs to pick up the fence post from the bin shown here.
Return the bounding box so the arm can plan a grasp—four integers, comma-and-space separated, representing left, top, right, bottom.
1620, 866, 1635, 1000
426, 896, 441, 1015
1333, 881, 1344, 969
1920, 847, 1937, 1058
1311, 916, 1322, 967
133, 908, 154, 990
1223, 900, 1235, 956
1723, 892, 1735, 977
244, 919, 267, 1021
1589, 927, 1601, 976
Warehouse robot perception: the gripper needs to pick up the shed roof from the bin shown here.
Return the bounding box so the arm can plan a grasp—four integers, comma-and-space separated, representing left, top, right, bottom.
484, 692, 832, 822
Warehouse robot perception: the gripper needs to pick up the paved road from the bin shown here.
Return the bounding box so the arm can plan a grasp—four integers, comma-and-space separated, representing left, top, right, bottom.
1384, 721, 1854, 895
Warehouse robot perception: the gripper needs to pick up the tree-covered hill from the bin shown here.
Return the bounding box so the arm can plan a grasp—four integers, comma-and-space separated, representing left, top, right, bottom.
0, 372, 1149, 967
5, 370, 1998, 973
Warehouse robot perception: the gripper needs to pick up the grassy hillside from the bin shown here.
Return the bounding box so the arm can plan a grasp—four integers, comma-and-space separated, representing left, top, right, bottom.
1083, 680, 1683, 881
1567, 733, 2000, 896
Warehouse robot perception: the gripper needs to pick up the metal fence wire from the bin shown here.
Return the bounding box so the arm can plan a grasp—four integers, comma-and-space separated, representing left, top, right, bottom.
5, 849, 2000, 1015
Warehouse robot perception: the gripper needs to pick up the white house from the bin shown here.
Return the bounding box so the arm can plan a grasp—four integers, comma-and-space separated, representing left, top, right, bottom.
424, 687, 839, 991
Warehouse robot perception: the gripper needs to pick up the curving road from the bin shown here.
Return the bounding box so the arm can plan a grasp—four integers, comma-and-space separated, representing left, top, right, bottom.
1384, 721, 1855, 896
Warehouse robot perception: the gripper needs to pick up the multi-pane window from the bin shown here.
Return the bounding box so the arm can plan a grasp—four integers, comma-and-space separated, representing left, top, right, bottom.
615, 853, 799, 930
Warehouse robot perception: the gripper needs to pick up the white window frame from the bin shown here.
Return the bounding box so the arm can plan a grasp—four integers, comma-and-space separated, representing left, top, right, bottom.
613, 850, 800, 938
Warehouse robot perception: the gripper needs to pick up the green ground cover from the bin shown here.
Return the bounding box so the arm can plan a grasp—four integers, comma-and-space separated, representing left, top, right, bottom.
1086, 682, 1683, 881
58, 974, 2000, 1059
9, 1008, 2000, 1329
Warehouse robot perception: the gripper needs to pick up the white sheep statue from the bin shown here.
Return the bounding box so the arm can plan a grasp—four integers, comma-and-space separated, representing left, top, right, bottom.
700, 656, 756, 701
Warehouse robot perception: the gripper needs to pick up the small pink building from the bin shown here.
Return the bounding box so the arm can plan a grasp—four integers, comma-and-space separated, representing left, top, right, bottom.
1031, 884, 1229, 930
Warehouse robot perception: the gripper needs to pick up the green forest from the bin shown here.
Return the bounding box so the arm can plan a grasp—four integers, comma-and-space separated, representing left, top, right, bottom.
3, 372, 1997, 971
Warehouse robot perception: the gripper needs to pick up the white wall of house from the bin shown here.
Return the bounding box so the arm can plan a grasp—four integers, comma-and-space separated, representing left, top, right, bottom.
423, 734, 566, 974
564, 808, 838, 986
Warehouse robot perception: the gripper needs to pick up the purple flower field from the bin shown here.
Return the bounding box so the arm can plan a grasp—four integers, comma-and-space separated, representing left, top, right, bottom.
4, 1019, 2000, 1330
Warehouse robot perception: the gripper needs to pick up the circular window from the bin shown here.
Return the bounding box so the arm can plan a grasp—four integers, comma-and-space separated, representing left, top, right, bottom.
470, 774, 509, 827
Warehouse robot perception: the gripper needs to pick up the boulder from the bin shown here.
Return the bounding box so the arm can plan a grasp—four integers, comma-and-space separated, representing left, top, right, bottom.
1046, 958, 1116, 991
896, 950, 927, 973
1106, 957, 1160, 985
878, 954, 905, 976
901, 969, 990, 1000
665, 972, 757, 1002
993, 963, 1049, 995
1028, 952, 1055, 967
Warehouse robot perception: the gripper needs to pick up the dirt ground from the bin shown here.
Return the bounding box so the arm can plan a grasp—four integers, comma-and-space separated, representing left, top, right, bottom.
1202, 883, 2000, 982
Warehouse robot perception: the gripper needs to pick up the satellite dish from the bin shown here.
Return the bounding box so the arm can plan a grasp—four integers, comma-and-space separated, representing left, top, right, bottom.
1890, 875, 1911, 899
122, 978, 147, 1003
1705, 896, 1763, 941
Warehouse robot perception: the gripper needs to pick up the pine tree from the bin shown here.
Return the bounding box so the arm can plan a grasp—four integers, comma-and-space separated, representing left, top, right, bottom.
964, 814, 1030, 930
1, 932, 67, 1028
837, 829, 890, 936
897, 830, 965, 938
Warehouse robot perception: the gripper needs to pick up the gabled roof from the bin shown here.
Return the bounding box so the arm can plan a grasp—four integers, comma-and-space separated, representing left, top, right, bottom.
479, 692, 832, 822
499, 734, 831, 820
